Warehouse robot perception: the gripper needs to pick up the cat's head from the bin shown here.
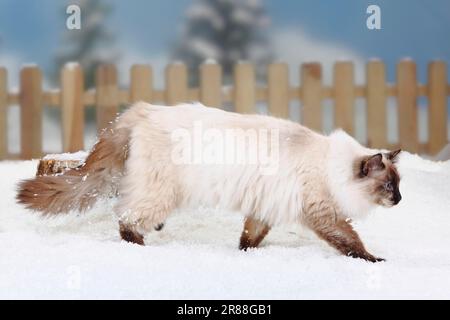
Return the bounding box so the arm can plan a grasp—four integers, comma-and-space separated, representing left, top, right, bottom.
355, 149, 402, 207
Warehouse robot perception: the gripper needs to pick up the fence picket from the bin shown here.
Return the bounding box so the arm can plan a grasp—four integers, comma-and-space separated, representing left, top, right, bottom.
166, 63, 188, 105
0, 68, 7, 159
130, 64, 153, 103
427, 61, 447, 155
200, 63, 222, 107
268, 63, 289, 118
96, 65, 118, 132
397, 60, 418, 153
366, 61, 387, 149
334, 62, 355, 134
234, 63, 255, 114
20, 66, 43, 159
301, 63, 322, 131
61, 63, 84, 152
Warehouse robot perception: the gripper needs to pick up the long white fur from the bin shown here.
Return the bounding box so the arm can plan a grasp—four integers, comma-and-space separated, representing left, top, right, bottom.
114, 102, 377, 233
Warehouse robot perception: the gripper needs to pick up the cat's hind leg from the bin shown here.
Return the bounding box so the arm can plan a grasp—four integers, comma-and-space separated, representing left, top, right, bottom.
115, 173, 178, 245
114, 146, 179, 245
239, 217, 271, 250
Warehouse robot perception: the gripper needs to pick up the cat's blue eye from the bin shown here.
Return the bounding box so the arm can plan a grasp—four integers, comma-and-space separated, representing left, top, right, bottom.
385, 182, 394, 191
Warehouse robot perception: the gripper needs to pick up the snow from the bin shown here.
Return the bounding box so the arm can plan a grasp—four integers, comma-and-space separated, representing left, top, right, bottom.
1, 153, 450, 299
187, 3, 225, 30
65, 62, 81, 70
187, 38, 221, 59
203, 58, 218, 65
436, 143, 450, 161
43, 151, 88, 161
20, 63, 38, 68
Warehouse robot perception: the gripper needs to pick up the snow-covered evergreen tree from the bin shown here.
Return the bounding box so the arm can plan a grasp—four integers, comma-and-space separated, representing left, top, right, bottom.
173, 0, 273, 85
53, 0, 119, 88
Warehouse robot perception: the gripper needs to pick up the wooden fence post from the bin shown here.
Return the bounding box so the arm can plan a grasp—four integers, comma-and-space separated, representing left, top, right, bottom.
268, 63, 289, 118
234, 63, 255, 114
61, 63, 84, 152
130, 64, 153, 103
397, 60, 418, 153
200, 62, 222, 107
301, 63, 323, 131
20, 66, 43, 159
366, 60, 387, 149
165, 63, 188, 105
334, 62, 355, 135
0, 67, 7, 159
96, 64, 118, 132
427, 61, 448, 155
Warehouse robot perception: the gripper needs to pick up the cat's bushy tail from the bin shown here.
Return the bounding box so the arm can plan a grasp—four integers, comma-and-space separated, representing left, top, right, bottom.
16, 119, 131, 215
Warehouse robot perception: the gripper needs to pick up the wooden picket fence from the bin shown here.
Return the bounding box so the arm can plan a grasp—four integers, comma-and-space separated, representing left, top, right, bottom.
0, 60, 448, 160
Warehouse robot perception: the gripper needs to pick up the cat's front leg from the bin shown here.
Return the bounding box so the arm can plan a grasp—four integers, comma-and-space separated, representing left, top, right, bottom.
305, 210, 384, 263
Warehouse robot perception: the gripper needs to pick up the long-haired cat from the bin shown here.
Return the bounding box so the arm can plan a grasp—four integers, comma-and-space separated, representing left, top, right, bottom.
17, 102, 402, 262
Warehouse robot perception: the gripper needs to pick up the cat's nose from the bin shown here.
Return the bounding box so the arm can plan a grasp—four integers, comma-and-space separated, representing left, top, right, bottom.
393, 192, 402, 205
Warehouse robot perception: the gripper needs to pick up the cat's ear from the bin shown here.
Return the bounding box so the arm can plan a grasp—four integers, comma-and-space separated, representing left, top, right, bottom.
361, 153, 384, 176
385, 149, 401, 162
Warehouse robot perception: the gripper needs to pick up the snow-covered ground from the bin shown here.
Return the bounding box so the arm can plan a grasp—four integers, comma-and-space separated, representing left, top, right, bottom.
0, 153, 450, 299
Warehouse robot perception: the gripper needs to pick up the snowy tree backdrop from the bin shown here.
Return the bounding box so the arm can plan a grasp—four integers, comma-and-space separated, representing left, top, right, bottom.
53, 0, 119, 88
173, 0, 273, 85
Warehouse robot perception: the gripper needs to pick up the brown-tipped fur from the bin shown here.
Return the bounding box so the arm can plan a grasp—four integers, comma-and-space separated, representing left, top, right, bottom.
119, 222, 144, 245
239, 217, 271, 250
306, 214, 384, 263
16, 126, 130, 215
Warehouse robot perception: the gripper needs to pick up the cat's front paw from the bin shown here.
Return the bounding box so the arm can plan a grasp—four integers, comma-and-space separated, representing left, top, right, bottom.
349, 251, 385, 263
